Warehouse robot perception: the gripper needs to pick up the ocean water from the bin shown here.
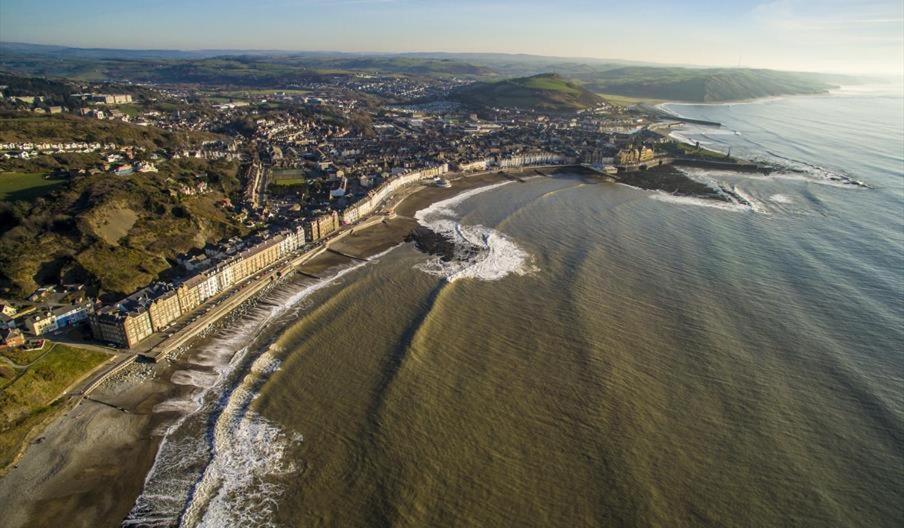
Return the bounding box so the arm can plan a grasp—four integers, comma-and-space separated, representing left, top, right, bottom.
126, 87, 903, 527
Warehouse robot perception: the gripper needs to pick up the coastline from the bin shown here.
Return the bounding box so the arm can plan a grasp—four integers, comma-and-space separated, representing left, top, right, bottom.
0, 168, 519, 528
0, 162, 756, 527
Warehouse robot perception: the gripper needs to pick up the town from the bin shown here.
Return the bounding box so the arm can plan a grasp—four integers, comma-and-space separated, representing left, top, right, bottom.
0, 69, 743, 358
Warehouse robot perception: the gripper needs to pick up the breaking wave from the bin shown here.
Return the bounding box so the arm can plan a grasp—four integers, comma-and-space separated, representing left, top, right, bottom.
171, 370, 219, 389
180, 352, 298, 528
770, 194, 794, 204
649, 192, 755, 212
413, 182, 536, 282
124, 247, 400, 528
668, 124, 869, 189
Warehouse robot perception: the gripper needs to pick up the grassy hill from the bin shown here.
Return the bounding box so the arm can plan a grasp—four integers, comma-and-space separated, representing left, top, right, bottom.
0, 113, 248, 299
587, 67, 837, 102
452, 73, 603, 111
0, 162, 248, 299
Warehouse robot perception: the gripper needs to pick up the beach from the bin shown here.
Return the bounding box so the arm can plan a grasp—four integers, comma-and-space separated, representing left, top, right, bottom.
0, 168, 517, 528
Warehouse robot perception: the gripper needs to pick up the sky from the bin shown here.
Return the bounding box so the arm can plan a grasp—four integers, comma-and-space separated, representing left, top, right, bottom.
1, 0, 902, 74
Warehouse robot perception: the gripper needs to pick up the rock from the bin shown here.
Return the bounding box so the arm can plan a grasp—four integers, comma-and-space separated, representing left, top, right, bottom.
406, 226, 457, 261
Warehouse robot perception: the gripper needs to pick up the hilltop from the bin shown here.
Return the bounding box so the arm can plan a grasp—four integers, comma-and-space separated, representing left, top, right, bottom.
451, 74, 603, 111
583, 67, 838, 102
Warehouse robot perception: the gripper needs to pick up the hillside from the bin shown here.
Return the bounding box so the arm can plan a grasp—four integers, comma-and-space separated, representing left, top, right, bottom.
0, 52, 493, 85
0, 163, 247, 299
0, 44, 854, 102
586, 67, 837, 102
0, 114, 247, 299
0, 112, 215, 150
452, 73, 603, 111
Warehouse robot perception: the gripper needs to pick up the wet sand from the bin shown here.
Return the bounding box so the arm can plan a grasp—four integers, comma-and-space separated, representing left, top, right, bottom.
0, 365, 176, 528
0, 169, 520, 528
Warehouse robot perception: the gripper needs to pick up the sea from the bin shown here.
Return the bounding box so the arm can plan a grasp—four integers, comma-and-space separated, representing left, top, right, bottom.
123, 85, 904, 527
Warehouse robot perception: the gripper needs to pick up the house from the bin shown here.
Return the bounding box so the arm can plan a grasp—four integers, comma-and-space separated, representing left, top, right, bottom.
113, 164, 135, 176
24, 311, 58, 336
0, 328, 25, 348
53, 301, 93, 329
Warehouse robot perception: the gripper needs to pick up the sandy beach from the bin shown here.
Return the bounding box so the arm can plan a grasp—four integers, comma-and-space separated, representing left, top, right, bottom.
0, 168, 523, 528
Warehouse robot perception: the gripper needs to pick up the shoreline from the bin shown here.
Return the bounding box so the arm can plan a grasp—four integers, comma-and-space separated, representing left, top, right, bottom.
0, 162, 756, 526
0, 168, 522, 528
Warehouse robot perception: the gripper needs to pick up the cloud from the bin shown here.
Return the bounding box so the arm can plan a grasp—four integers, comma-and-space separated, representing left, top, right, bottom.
752, 0, 904, 31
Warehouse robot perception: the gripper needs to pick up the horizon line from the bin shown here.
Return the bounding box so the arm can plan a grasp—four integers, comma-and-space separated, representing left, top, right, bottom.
0, 40, 891, 77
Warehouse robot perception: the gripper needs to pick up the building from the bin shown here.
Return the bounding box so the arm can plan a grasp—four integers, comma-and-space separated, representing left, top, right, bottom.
93, 94, 133, 105
278, 227, 305, 257
497, 153, 568, 169
340, 164, 449, 225
53, 301, 93, 329
10, 96, 42, 104
0, 328, 25, 348
24, 311, 58, 336
456, 159, 491, 172
89, 304, 153, 348
148, 287, 183, 332
176, 274, 205, 314
615, 147, 656, 165
305, 211, 340, 242
89, 285, 165, 348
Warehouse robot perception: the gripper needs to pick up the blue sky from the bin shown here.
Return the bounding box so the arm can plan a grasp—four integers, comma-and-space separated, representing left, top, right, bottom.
1, 0, 902, 74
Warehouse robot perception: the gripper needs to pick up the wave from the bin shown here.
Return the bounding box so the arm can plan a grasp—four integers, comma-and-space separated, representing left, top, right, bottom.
152, 397, 203, 416
171, 370, 219, 389
124, 246, 401, 528
669, 120, 871, 189
769, 194, 794, 204
413, 182, 536, 282
179, 352, 297, 528
649, 192, 755, 212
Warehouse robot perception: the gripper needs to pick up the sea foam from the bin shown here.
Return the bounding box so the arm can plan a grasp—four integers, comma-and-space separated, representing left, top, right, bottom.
125, 248, 400, 528
414, 181, 536, 282
649, 192, 755, 212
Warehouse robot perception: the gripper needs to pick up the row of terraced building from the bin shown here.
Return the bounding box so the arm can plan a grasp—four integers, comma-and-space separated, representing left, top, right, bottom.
89, 226, 306, 348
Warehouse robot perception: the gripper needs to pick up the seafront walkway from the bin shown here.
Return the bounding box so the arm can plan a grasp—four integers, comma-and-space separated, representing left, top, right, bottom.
141, 243, 330, 362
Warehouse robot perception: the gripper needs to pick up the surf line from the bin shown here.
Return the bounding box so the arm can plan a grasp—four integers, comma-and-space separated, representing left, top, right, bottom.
125, 245, 403, 528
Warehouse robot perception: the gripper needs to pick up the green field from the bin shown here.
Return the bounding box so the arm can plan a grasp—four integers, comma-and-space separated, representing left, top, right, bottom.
115, 104, 143, 117
272, 177, 306, 186
0, 342, 111, 470
0, 172, 65, 202
271, 168, 307, 187
0, 340, 49, 366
